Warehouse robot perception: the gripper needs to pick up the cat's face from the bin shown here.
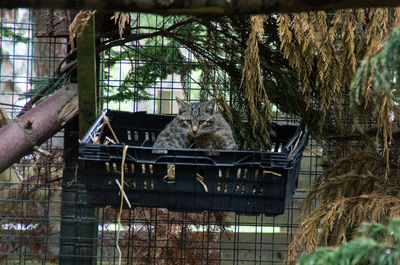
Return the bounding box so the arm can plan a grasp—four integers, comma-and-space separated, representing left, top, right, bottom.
176, 98, 216, 137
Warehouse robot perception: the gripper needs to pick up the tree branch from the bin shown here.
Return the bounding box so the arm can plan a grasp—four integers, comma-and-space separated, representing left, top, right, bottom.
0, 0, 399, 15
0, 84, 78, 174
98, 16, 196, 52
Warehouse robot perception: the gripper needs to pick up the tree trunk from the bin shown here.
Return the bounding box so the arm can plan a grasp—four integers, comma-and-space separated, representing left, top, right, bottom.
0, 0, 399, 15
0, 84, 78, 174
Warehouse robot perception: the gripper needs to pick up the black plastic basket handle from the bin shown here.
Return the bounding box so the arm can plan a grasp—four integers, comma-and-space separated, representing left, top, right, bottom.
81, 109, 109, 144
281, 124, 304, 153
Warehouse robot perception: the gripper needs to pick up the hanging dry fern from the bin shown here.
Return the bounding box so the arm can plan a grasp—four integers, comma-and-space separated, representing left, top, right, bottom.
277, 8, 400, 128
240, 15, 272, 145
289, 194, 400, 263
111, 12, 132, 38
279, 9, 400, 263
69, 10, 96, 50
287, 149, 400, 263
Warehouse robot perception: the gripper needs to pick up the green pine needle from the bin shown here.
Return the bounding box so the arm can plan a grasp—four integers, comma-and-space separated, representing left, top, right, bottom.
299, 218, 400, 265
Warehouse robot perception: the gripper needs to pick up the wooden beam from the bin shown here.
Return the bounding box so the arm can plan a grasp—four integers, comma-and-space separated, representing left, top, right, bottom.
77, 13, 97, 137
0, 0, 399, 15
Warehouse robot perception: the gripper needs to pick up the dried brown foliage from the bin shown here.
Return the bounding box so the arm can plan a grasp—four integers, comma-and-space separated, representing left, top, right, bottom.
101, 207, 229, 264
287, 148, 400, 263
69, 10, 96, 49
241, 15, 272, 145
277, 8, 400, 119
111, 12, 132, 37
279, 8, 400, 263
0, 150, 63, 263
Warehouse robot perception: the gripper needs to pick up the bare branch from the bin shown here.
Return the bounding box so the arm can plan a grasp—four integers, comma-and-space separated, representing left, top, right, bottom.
97, 16, 196, 52
0, 84, 78, 174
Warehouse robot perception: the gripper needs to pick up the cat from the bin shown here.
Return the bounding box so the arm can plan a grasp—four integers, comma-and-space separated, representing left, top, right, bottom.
153, 97, 236, 150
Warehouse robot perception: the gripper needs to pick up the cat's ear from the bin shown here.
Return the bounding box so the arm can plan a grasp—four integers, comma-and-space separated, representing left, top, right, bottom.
203, 98, 215, 114
176, 97, 189, 114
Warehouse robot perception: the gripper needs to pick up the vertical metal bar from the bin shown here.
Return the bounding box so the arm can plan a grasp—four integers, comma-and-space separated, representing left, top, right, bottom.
59, 14, 98, 265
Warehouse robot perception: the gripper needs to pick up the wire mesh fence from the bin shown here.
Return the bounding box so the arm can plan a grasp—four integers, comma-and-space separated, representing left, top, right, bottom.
0, 9, 322, 264
0, 9, 67, 264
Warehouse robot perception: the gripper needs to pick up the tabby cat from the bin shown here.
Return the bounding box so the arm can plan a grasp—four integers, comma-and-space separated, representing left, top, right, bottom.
153, 98, 236, 150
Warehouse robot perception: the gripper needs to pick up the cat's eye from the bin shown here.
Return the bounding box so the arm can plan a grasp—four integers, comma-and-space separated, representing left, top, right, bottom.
199, 120, 209, 125
184, 120, 192, 125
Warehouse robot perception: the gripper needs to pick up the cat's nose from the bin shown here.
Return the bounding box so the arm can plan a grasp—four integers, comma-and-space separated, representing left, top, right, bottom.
192, 125, 198, 133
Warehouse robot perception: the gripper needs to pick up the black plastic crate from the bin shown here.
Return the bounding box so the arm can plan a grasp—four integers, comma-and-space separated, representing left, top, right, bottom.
79, 109, 308, 216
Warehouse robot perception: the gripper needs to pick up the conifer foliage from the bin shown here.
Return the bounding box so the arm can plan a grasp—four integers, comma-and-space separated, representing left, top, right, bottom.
351, 25, 400, 175
299, 218, 400, 265
277, 9, 399, 120
284, 8, 400, 263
